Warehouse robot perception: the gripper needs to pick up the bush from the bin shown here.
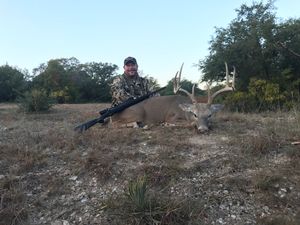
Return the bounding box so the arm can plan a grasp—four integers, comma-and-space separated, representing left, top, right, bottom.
18, 89, 53, 112
224, 91, 257, 112
225, 79, 300, 112
248, 79, 286, 111
50, 89, 70, 104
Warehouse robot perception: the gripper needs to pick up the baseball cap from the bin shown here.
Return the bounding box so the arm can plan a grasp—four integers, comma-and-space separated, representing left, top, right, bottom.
124, 57, 137, 65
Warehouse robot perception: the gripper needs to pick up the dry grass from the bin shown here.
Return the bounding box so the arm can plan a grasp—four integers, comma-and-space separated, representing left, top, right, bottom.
0, 103, 300, 224
103, 176, 202, 225
257, 215, 300, 225
0, 176, 28, 225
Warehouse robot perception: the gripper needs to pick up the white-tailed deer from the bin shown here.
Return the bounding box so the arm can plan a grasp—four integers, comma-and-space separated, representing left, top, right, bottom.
110, 62, 235, 132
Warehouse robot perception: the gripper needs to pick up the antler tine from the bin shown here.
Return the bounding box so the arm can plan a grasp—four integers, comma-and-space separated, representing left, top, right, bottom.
178, 62, 183, 81
179, 86, 197, 103
173, 71, 179, 94
173, 63, 184, 94
225, 62, 229, 84
207, 62, 235, 105
173, 63, 197, 103
192, 83, 195, 97
206, 81, 212, 103
231, 66, 236, 90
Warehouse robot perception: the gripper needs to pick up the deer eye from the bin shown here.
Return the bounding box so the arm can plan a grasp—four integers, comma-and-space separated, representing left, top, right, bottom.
193, 113, 198, 118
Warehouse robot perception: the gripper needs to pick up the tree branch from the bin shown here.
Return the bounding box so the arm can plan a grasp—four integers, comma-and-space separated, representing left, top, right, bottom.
276, 41, 300, 58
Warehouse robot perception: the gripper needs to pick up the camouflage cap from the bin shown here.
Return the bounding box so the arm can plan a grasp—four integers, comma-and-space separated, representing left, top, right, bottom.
124, 57, 137, 65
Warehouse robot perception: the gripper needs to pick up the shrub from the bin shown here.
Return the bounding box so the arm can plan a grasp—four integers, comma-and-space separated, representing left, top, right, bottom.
50, 89, 70, 104
224, 79, 298, 112
248, 79, 286, 111
18, 89, 53, 112
224, 91, 257, 112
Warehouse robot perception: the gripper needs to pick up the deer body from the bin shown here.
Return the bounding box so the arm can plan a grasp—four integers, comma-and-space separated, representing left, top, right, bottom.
110, 62, 235, 133
112, 95, 190, 124
111, 95, 223, 132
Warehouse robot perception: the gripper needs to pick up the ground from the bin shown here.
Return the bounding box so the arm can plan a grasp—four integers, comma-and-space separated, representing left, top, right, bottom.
0, 103, 299, 225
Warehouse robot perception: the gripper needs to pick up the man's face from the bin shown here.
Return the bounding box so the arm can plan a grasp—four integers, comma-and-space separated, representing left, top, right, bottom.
124, 63, 138, 77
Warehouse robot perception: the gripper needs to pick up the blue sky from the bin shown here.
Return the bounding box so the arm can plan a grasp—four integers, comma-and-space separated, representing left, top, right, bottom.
1, 0, 299, 85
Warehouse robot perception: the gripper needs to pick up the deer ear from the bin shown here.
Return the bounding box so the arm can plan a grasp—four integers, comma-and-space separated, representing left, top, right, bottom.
179, 103, 193, 112
209, 104, 224, 114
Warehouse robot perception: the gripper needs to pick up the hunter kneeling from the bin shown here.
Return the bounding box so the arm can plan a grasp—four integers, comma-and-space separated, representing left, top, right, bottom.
109, 56, 157, 128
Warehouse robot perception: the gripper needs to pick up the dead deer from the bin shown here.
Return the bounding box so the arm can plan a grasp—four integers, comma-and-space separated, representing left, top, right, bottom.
110, 62, 235, 132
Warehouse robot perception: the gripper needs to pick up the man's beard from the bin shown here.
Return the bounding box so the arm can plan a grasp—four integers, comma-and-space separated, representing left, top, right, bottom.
127, 70, 137, 76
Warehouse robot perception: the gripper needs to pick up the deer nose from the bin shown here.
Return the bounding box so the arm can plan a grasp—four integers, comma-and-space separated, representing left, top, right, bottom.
197, 125, 209, 133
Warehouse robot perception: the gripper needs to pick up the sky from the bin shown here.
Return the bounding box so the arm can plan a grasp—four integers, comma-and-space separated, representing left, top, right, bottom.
1, 0, 299, 86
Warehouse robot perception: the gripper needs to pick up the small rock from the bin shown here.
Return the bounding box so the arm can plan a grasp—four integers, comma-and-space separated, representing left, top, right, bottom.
51, 220, 69, 225
75, 180, 82, 186
62, 221, 70, 225
0, 126, 8, 131
217, 218, 225, 224
63, 170, 71, 176
280, 188, 287, 193
81, 197, 88, 203
69, 176, 78, 181
263, 206, 269, 212
230, 214, 236, 219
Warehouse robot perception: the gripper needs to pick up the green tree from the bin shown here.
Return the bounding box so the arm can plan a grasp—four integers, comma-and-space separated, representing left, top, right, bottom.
198, 0, 278, 90
274, 19, 300, 98
32, 59, 74, 103
138, 70, 161, 90
32, 59, 67, 91
0, 65, 26, 102
82, 62, 118, 102
147, 76, 160, 90
197, 0, 300, 106
31, 58, 118, 103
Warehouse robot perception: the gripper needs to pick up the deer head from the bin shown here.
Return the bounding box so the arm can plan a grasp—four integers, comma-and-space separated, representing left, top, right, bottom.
173, 62, 235, 133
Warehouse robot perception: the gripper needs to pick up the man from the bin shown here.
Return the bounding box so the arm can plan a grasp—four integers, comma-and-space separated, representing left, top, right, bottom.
111, 57, 152, 106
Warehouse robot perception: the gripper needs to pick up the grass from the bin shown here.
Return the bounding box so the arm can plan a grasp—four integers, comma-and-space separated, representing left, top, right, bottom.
254, 173, 284, 192
104, 176, 200, 225
257, 215, 300, 225
0, 143, 47, 175
126, 176, 148, 211
0, 176, 28, 225
240, 132, 281, 156
0, 103, 300, 224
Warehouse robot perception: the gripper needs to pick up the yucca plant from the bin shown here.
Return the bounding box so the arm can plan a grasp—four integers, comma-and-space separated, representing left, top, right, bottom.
126, 176, 148, 211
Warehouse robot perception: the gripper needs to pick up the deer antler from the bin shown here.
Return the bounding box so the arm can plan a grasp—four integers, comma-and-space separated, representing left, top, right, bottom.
207, 62, 236, 105
173, 63, 197, 103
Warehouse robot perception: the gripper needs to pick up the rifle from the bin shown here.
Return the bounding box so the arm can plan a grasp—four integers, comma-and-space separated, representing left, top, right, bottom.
74, 86, 166, 132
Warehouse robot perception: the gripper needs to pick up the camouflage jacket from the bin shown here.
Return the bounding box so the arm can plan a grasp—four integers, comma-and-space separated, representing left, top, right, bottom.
110, 73, 151, 106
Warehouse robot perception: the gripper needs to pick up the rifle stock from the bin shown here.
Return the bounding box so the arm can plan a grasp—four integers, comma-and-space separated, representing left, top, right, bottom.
74, 86, 166, 132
